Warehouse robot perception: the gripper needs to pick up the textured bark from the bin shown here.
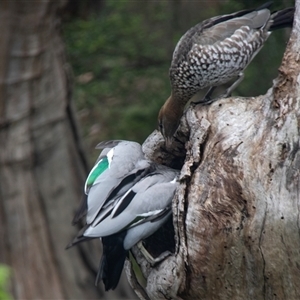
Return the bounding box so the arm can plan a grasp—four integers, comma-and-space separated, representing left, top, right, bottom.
126, 2, 300, 299
0, 1, 135, 299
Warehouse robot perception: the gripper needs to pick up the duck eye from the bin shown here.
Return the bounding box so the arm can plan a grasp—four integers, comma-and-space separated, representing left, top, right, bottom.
158, 121, 163, 131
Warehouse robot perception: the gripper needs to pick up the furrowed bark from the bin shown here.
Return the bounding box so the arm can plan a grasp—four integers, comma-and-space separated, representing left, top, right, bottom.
0, 1, 136, 298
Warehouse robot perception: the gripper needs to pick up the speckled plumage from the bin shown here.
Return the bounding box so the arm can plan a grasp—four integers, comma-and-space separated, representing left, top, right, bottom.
171, 26, 266, 99
158, 3, 294, 144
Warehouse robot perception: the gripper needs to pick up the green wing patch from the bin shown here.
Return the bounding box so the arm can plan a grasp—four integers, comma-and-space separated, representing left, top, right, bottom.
84, 157, 109, 194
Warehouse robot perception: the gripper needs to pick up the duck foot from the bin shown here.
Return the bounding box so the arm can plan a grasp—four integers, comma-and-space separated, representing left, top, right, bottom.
192, 86, 216, 105
192, 72, 245, 106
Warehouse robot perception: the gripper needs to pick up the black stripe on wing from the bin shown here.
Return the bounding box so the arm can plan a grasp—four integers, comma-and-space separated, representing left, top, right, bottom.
112, 190, 136, 219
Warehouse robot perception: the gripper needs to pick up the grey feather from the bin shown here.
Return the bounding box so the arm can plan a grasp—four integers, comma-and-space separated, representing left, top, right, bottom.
85, 141, 152, 224
83, 166, 179, 247
169, 5, 293, 100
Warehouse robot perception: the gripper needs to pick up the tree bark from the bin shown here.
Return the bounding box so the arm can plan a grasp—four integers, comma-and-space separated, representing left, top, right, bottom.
126, 1, 300, 299
0, 1, 135, 299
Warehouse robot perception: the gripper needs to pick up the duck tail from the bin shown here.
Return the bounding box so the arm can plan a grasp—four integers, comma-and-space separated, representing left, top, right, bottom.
96, 232, 128, 291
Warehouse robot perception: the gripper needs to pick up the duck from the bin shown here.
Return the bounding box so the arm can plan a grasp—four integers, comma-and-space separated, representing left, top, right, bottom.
158, 3, 294, 145
68, 140, 179, 290
73, 140, 153, 225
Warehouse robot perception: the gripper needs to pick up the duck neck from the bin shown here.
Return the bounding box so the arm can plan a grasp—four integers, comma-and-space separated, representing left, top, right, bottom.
166, 93, 186, 119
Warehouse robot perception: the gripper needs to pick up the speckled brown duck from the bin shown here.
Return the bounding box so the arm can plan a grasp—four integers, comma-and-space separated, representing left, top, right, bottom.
158, 3, 294, 145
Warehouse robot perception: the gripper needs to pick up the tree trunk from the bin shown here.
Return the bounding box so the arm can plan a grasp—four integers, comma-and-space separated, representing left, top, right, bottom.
126, 2, 300, 299
0, 1, 135, 299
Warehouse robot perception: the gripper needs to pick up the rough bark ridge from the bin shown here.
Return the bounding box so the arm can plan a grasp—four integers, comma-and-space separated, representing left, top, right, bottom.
0, 1, 135, 299
126, 2, 300, 299
0, 1, 94, 298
